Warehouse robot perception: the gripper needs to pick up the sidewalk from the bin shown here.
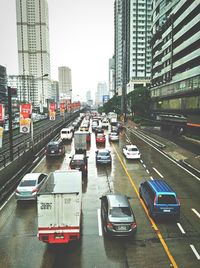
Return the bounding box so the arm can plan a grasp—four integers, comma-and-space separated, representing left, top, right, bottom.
124, 119, 200, 173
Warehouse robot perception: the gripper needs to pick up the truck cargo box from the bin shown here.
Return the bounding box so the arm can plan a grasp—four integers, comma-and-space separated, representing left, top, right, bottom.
37, 170, 82, 244
74, 131, 87, 153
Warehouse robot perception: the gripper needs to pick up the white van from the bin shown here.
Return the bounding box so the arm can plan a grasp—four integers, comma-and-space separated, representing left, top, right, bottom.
60, 127, 73, 141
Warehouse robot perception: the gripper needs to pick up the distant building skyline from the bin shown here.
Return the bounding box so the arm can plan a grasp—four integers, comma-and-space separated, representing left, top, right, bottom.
58, 66, 72, 100
95, 82, 108, 106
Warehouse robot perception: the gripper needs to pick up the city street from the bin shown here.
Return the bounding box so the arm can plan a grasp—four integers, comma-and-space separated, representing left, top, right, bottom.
0, 125, 199, 268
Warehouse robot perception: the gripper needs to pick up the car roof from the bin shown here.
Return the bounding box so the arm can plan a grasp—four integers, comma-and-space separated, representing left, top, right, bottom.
22, 173, 43, 180
148, 180, 176, 194
106, 194, 130, 208
97, 149, 110, 153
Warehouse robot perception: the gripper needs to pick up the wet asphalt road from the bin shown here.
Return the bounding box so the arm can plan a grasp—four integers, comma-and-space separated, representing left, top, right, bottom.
0, 126, 199, 268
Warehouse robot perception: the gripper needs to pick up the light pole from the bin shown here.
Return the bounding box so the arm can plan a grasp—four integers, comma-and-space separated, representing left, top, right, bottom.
31, 73, 48, 145
40, 73, 48, 114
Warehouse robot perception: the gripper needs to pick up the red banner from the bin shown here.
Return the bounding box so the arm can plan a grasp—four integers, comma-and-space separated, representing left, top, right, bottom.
49, 102, 56, 112
20, 103, 32, 119
0, 104, 4, 121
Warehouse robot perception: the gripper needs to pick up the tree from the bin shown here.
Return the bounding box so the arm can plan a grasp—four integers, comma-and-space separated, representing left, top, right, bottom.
128, 87, 151, 116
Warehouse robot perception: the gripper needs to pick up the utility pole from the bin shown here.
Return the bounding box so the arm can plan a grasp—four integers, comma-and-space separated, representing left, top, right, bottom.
7, 87, 13, 161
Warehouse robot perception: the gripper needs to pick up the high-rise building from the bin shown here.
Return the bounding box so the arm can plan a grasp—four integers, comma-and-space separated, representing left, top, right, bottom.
114, 0, 151, 96
95, 82, 108, 106
109, 56, 115, 98
150, 0, 200, 119
58, 66, 72, 100
128, 0, 151, 93
16, 0, 51, 110
0, 65, 7, 105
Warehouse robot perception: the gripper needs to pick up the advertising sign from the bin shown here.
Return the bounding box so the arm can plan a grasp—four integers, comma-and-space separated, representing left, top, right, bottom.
102, 95, 110, 104
60, 103, 65, 116
0, 126, 3, 148
20, 103, 32, 119
20, 103, 32, 133
19, 118, 31, 134
0, 104, 5, 122
49, 102, 56, 120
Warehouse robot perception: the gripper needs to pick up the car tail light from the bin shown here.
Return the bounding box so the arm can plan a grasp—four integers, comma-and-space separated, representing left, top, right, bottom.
32, 188, 38, 193
107, 222, 113, 228
84, 165, 87, 170
131, 222, 137, 229
176, 198, 180, 205
15, 189, 20, 193
154, 196, 157, 205
59, 149, 62, 152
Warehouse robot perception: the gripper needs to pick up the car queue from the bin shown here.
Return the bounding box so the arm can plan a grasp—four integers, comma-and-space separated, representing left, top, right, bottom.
14, 111, 181, 242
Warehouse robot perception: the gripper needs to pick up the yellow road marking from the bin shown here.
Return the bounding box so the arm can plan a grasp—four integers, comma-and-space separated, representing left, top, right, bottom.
112, 144, 179, 268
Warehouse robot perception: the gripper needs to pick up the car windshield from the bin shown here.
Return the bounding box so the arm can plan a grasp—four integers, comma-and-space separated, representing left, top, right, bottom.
110, 207, 132, 217
157, 195, 177, 204
97, 134, 104, 138
98, 151, 110, 156
20, 180, 37, 187
61, 131, 67, 134
111, 133, 118, 136
128, 147, 138, 152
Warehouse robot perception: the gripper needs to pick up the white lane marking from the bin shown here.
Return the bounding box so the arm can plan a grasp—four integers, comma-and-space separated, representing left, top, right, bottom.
191, 208, 200, 219
124, 133, 131, 143
190, 245, 200, 260
127, 128, 200, 181
33, 157, 39, 164
146, 169, 150, 174
177, 223, 186, 234
152, 167, 164, 178
0, 192, 15, 212
97, 208, 102, 237
140, 159, 143, 164
150, 176, 154, 180
143, 164, 146, 169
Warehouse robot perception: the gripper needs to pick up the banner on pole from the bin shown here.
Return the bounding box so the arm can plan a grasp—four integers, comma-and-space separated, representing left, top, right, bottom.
49, 102, 56, 120
0, 104, 5, 122
20, 103, 32, 119
0, 126, 3, 148
20, 118, 31, 134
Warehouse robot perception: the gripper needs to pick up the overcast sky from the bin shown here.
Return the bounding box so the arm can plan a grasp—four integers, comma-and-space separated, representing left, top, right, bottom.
0, 0, 114, 100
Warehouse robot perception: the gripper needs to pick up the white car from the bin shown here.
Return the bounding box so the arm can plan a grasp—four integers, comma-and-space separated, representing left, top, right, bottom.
15, 173, 48, 201
102, 119, 109, 128
109, 132, 119, 141
123, 145, 141, 159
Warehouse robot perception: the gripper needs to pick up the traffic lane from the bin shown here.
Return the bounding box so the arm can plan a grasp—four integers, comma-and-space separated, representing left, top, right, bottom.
122, 128, 200, 267
110, 138, 174, 267
0, 141, 73, 268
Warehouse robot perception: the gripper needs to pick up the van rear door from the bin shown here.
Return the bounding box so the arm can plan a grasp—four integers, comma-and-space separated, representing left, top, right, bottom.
155, 194, 180, 217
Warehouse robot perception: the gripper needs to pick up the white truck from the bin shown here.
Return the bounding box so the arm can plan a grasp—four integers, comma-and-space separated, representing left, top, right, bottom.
74, 131, 87, 154
37, 170, 82, 244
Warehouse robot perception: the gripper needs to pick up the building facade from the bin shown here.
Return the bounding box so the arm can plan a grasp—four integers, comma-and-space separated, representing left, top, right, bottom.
0, 65, 7, 105
109, 56, 115, 98
16, 0, 51, 110
150, 0, 200, 119
95, 82, 108, 107
58, 66, 72, 100
127, 0, 151, 93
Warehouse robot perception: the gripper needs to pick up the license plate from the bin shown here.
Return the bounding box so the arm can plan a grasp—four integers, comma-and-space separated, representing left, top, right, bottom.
117, 225, 127, 231
21, 192, 30, 196
51, 151, 55, 153
163, 209, 170, 212
55, 235, 64, 239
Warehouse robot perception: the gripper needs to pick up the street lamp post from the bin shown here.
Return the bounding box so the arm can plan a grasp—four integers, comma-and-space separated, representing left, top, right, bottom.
40, 73, 48, 114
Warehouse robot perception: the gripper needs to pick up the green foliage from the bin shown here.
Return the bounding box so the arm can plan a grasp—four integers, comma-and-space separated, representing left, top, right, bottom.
100, 94, 122, 114
127, 87, 151, 116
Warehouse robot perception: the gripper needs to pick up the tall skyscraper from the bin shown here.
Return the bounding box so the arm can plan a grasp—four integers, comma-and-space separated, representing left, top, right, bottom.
114, 0, 151, 95
109, 56, 115, 98
16, 0, 51, 110
58, 66, 72, 100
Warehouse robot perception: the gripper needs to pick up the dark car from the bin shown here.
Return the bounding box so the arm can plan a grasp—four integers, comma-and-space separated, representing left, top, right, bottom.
96, 149, 112, 165
45, 140, 65, 157
95, 127, 104, 136
69, 153, 88, 177
100, 193, 137, 237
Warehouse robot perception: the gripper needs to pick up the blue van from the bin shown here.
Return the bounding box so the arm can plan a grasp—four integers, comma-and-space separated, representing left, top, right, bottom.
139, 179, 180, 219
